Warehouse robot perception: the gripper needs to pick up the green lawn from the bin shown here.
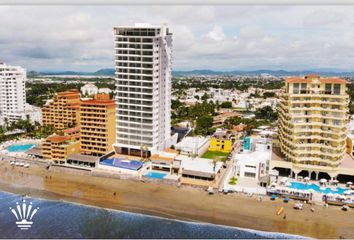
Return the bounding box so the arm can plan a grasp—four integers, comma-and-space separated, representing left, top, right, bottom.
201, 151, 229, 162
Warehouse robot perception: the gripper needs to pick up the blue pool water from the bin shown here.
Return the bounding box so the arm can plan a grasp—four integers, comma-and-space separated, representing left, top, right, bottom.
144, 171, 167, 179
6, 144, 36, 152
100, 158, 143, 171
290, 182, 347, 194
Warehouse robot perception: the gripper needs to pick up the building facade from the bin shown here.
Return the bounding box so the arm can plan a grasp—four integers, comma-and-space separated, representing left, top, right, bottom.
208, 129, 235, 153
42, 134, 80, 164
0, 62, 41, 124
80, 94, 116, 156
42, 89, 81, 130
277, 75, 349, 178
113, 23, 173, 155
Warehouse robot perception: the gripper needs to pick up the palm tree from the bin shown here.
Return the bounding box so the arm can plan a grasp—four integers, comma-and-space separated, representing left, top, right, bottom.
140, 145, 149, 162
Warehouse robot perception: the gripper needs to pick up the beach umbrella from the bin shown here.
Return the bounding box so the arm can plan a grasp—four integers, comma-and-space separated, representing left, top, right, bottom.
344, 190, 352, 195
280, 177, 288, 183
304, 176, 310, 181
346, 181, 353, 186
338, 195, 346, 199
320, 178, 327, 183
333, 179, 339, 183
326, 193, 334, 197
285, 182, 292, 187
207, 186, 214, 194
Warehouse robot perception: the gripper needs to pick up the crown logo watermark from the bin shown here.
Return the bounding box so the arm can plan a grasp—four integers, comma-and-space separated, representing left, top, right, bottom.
9, 199, 39, 230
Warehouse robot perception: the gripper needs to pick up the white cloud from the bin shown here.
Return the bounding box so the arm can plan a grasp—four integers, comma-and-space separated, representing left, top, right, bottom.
0, 5, 354, 71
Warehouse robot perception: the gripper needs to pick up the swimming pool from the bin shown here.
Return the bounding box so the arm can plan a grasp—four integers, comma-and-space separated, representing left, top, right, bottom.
100, 158, 144, 170
6, 144, 36, 152
144, 171, 167, 179
290, 182, 347, 194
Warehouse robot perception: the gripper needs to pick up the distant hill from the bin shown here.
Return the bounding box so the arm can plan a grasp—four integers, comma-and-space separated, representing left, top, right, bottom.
173, 69, 354, 77
93, 68, 115, 76
30, 68, 116, 76
28, 68, 354, 77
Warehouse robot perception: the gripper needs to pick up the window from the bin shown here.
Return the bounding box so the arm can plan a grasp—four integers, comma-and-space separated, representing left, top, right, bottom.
333, 84, 341, 95
293, 83, 299, 94
325, 84, 332, 94
300, 83, 307, 94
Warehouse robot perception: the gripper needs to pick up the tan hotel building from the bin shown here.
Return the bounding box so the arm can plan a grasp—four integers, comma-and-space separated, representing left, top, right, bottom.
42, 89, 81, 130
80, 94, 116, 156
40, 92, 116, 164
272, 74, 352, 180
42, 134, 80, 164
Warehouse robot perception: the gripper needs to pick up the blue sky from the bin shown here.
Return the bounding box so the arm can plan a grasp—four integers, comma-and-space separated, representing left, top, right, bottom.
1, 5, 354, 71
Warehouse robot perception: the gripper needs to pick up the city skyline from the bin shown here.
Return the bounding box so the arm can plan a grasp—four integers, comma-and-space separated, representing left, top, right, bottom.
1, 5, 354, 72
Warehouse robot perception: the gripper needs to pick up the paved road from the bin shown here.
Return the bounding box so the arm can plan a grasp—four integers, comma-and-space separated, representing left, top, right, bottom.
218, 140, 242, 192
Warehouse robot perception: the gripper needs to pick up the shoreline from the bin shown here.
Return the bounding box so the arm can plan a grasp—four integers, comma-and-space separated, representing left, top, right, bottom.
0, 161, 354, 239
0, 189, 302, 239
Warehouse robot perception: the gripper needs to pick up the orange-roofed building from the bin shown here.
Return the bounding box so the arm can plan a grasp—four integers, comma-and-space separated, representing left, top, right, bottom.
42, 89, 81, 130
233, 123, 247, 132
79, 93, 116, 156
42, 134, 80, 164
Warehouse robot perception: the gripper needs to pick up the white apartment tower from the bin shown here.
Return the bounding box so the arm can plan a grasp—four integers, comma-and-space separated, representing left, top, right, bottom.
0, 62, 26, 122
0, 62, 42, 125
113, 23, 172, 156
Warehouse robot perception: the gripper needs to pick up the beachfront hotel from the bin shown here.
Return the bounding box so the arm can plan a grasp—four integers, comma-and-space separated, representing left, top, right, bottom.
0, 62, 41, 125
42, 89, 81, 130
42, 134, 80, 164
79, 93, 116, 156
272, 74, 353, 180
113, 23, 173, 156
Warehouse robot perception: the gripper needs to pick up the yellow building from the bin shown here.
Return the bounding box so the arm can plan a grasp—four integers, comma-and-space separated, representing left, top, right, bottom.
79, 94, 116, 156
208, 130, 234, 153
42, 89, 81, 130
275, 74, 349, 179
42, 134, 80, 164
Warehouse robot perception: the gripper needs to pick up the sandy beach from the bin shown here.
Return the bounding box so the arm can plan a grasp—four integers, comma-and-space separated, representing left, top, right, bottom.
0, 161, 353, 239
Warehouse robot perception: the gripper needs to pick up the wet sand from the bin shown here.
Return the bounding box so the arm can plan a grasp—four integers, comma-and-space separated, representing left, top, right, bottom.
0, 161, 353, 239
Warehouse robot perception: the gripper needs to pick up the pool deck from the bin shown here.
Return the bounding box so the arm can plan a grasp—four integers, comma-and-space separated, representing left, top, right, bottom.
271, 147, 354, 177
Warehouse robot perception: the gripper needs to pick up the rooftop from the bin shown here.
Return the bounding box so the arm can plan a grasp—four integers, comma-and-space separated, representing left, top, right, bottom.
286, 75, 347, 84
114, 23, 167, 29
175, 136, 209, 149
178, 155, 223, 176
67, 153, 99, 163
63, 127, 80, 134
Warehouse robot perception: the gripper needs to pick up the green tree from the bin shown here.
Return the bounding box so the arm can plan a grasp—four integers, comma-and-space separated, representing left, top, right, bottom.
171, 99, 183, 110
194, 115, 213, 136
220, 101, 232, 108
201, 93, 209, 101
0, 127, 5, 143
263, 92, 276, 98
255, 106, 277, 121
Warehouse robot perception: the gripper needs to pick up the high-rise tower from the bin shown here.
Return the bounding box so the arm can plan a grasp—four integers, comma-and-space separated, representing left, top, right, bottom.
278, 75, 349, 172
113, 23, 172, 156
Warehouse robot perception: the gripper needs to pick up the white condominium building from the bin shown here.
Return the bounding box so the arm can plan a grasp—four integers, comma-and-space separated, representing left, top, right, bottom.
0, 62, 41, 125
113, 23, 173, 156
